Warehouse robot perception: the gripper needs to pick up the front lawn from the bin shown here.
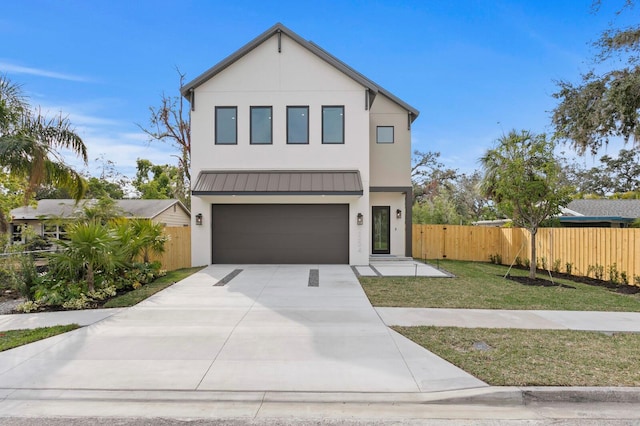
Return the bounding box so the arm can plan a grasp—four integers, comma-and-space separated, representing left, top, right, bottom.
396, 326, 640, 386
360, 260, 640, 311
0, 324, 80, 352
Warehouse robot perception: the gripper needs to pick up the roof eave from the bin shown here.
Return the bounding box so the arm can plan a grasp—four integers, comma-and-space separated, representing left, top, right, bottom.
180, 23, 419, 118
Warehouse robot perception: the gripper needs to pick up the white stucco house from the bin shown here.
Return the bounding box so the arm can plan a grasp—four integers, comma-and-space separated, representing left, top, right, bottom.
183, 23, 419, 266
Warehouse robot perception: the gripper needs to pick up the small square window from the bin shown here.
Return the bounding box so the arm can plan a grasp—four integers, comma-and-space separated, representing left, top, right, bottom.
322, 106, 344, 144
215, 106, 237, 145
376, 126, 394, 143
250, 106, 272, 144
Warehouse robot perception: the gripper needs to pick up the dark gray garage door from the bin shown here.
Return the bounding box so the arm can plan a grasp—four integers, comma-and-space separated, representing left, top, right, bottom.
211, 204, 349, 264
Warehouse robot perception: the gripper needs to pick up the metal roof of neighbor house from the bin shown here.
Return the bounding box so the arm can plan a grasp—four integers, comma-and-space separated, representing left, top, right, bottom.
192, 170, 363, 196
10, 199, 190, 221
565, 199, 640, 219
181, 23, 419, 121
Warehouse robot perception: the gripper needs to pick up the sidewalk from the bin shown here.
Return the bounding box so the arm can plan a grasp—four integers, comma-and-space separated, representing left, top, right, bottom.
0, 308, 126, 332
375, 307, 640, 332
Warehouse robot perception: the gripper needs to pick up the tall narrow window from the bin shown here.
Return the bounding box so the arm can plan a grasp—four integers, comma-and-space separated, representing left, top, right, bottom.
287, 106, 309, 144
250, 106, 272, 144
376, 126, 394, 143
322, 106, 344, 144
215, 106, 237, 145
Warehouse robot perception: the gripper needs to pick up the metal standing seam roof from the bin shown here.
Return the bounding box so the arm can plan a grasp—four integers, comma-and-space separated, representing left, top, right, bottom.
180, 22, 419, 120
192, 170, 363, 195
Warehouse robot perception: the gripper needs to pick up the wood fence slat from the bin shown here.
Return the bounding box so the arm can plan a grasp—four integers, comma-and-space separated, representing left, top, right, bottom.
412, 224, 640, 286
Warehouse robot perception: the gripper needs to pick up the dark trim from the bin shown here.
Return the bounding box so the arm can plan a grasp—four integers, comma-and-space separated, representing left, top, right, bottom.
322, 105, 345, 144
193, 190, 363, 196
250, 106, 273, 145
215, 106, 237, 145
286, 105, 309, 144
368, 186, 413, 257
376, 126, 394, 144
370, 186, 412, 193
372, 206, 391, 255
405, 189, 413, 257
180, 23, 419, 120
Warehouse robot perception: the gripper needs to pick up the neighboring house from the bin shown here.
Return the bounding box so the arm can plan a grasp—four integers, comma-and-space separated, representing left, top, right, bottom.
182, 23, 418, 265
559, 199, 640, 228
9, 199, 190, 243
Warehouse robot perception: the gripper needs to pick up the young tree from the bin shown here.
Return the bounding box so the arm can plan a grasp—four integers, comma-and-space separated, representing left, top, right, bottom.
552, 1, 640, 154
480, 130, 573, 279
0, 76, 87, 203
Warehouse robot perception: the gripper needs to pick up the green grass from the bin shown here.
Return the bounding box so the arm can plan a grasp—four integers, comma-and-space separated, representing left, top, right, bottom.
103, 266, 204, 308
360, 259, 640, 311
395, 326, 640, 386
0, 324, 80, 352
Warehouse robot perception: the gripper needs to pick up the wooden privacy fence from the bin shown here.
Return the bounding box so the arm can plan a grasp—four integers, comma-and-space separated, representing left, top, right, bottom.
148, 226, 191, 271
413, 224, 640, 283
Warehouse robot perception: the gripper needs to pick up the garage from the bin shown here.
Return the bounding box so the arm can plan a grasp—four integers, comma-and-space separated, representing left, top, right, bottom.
211, 204, 349, 264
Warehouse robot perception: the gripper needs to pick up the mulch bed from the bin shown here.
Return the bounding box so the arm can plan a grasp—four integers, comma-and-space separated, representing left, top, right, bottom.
505, 267, 640, 294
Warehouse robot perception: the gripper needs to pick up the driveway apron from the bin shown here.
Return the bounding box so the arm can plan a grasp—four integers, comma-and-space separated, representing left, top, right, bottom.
0, 265, 485, 393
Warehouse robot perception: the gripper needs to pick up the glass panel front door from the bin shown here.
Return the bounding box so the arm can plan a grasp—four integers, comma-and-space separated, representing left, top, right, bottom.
372, 206, 390, 254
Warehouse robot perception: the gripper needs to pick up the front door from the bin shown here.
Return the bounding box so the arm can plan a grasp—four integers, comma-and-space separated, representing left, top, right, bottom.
372, 206, 390, 254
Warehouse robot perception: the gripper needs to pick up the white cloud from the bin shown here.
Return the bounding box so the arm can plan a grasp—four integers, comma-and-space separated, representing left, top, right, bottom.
0, 61, 92, 82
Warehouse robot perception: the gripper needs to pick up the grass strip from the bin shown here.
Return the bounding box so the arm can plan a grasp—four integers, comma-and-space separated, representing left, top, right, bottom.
395, 326, 640, 386
360, 260, 640, 311
103, 266, 205, 308
0, 324, 80, 352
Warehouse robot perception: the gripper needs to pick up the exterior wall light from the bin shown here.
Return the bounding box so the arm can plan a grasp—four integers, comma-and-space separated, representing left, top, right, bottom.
357, 213, 363, 225
195, 213, 203, 226
396, 209, 402, 219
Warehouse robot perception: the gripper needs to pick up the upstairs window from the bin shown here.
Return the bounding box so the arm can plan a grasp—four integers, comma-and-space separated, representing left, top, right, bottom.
376, 126, 394, 143
287, 106, 309, 144
215, 106, 237, 145
250, 106, 272, 144
322, 106, 344, 144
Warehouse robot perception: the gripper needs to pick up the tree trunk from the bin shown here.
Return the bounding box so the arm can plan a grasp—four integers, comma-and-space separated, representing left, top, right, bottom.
87, 264, 95, 293
529, 228, 537, 279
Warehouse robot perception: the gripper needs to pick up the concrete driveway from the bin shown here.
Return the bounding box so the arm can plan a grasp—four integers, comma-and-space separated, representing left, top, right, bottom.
0, 265, 485, 393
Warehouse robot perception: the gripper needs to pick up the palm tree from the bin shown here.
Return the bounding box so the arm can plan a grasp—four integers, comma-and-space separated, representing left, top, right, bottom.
49, 220, 124, 293
127, 218, 167, 263
0, 76, 88, 203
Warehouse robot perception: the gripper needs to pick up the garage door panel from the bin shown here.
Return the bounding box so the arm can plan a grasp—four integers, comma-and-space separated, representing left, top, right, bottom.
212, 204, 348, 264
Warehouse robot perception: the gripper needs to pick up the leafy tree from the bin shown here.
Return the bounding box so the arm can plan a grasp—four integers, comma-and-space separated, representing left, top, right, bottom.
562, 148, 640, 196
412, 193, 464, 224
133, 158, 184, 201
552, 1, 640, 154
0, 171, 30, 234
411, 150, 458, 202
138, 70, 190, 207
0, 76, 87, 203
480, 130, 573, 279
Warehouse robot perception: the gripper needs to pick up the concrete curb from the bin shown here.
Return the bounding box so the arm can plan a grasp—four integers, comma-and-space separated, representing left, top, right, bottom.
1, 386, 638, 406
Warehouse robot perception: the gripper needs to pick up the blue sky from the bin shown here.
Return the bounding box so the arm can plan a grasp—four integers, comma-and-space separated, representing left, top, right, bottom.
1, 0, 634, 178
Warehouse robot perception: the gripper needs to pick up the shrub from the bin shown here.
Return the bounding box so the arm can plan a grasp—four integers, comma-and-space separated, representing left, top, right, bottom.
565, 262, 573, 275
540, 257, 548, 270
524, 258, 531, 269
514, 256, 523, 267
587, 264, 605, 280
552, 259, 562, 273
15, 300, 41, 313
608, 263, 620, 285
621, 271, 629, 285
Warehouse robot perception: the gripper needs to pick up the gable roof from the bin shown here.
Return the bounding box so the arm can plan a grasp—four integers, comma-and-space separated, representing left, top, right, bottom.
181, 22, 419, 121
565, 199, 640, 219
10, 199, 190, 221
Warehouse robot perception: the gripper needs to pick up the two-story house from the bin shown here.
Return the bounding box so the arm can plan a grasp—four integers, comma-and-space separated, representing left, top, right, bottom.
183, 23, 418, 266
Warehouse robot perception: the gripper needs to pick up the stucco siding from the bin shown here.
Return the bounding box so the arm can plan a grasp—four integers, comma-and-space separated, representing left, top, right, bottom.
369, 94, 412, 187
190, 33, 370, 181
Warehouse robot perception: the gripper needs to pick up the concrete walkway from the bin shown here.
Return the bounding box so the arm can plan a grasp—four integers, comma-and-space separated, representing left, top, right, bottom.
0, 265, 485, 393
0, 308, 125, 332
376, 307, 640, 332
